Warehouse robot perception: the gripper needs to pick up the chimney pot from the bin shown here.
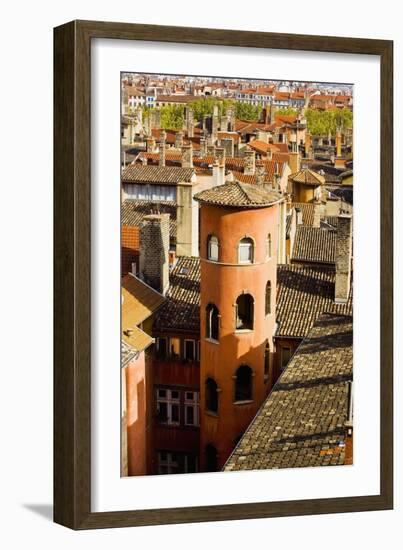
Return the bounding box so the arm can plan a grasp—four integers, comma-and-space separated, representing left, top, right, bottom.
335, 214, 352, 303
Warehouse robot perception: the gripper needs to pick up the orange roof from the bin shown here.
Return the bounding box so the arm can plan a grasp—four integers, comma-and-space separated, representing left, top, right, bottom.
248, 140, 281, 155
122, 274, 165, 328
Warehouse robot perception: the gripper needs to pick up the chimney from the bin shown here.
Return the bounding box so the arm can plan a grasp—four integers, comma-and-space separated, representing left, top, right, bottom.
244, 149, 256, 175
185, 107, 194, 138
221, 137, 234, 157
312, 199, 321, 228
215, 147, 226, 161
200, 136, 207, 157
295, 207, 303, 225
267, 147, 273, 160
269, 102, 276, 124
256, 161, 266, 185
159, 130, 166, 166
212, 104, 219, 142
305, 132, 312, 157
212, 158, 225, 187
181, 143, 193, 168
262, 102, 270, 124
336, 127, 342, 158
175, 130, 184, 149
289, 146, 300, 174
220, 114, 229, 132
139, 214, 170, 295
335, 214, 353, 304
227, 107, 235, 132
146, 137, 156, 153
207, 145, 215, 156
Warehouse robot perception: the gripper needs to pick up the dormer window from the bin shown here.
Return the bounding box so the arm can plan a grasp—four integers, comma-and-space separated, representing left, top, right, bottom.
207, 235, 219, 261
238, 237, 254, 263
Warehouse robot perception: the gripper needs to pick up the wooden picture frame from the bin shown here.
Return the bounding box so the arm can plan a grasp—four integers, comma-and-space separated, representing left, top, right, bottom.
54, 20, 393, 530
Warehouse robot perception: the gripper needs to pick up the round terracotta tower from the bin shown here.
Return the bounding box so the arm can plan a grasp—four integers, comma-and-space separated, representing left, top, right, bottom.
194, 182, 283, 472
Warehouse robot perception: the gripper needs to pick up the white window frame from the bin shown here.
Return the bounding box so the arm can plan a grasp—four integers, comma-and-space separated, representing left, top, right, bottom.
157, 451, 179, 475
208, 235, 219, 261
184, 391, 199, 427
238, 238, 254, 263
156, 388, 180, 425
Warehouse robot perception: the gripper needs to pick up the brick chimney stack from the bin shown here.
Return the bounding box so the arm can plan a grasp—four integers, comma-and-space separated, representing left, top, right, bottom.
226, 107, 235, 132
159, 130, 166, 167
139, 214, 170, 295
212, 104, 219, 142
181, 143, 193, 168
256, 161, 266, 185
335, 214, 353, 304
221, 137, 234, 157
185, 107, 194, 138
244, 148, 256, 175
175, 130, 184, 149
312, 199, 321, 228
336, 127, 342, 158
200, 135, 207, 157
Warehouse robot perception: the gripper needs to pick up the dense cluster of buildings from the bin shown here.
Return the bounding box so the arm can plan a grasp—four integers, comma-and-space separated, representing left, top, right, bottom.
120, 75, 353, 477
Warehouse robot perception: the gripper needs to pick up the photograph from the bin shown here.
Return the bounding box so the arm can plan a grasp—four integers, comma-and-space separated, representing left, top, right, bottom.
120, 73, 354, 477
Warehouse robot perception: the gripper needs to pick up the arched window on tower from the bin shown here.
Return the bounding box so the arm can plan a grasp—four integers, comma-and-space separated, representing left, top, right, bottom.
235, 293, 254, 330
238, 237, 254, 263
266, 233, 272, 259
234, 365, 253, 401
206, 303, 219, 341
205, 444, 218, 472
265, 281, 272, 315
205, 378, 218, 413
207, 234, 219, 261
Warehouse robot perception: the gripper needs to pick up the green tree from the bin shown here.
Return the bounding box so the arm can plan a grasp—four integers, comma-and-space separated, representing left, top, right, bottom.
188, 97, 235, 122
305, 107, 353, 136
275, 107, 299, 117
234, 102, 262, 121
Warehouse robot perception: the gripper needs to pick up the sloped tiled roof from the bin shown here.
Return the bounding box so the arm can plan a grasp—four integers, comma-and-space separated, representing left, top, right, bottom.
153, 257, 201, 333
248, 140, 280, 155
276, 265, 352, 338
121, 200, 177, 238
122, 164, 195, 184
122, 325, 154, 354
292, 202, 315, 226
122, 274, 166, 327
289, 168, 325, 186
224, 313, 353, 471
292, 226, 337, 265
194, 182, 283, 208
122, 340, 138, 368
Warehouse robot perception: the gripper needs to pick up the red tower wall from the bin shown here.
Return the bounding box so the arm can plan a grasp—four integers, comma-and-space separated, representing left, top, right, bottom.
199, 202, 280, 470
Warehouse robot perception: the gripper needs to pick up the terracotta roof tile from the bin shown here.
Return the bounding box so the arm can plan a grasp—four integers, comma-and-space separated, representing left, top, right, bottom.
276, 265, 352, 338
121, 200, 177, 238
122, 164, 195, 184
122, 274, 166, 327
224, 313, 353, 471
122, 325, 154, 353
292, 226, 337, 265
292, 202, 315, 226
153, 257, 201, 333
194, 182, 283, 208
289, 168, 325, 186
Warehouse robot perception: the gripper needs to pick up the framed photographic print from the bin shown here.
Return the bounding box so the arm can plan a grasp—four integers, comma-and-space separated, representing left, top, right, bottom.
54, 20, 393, 529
